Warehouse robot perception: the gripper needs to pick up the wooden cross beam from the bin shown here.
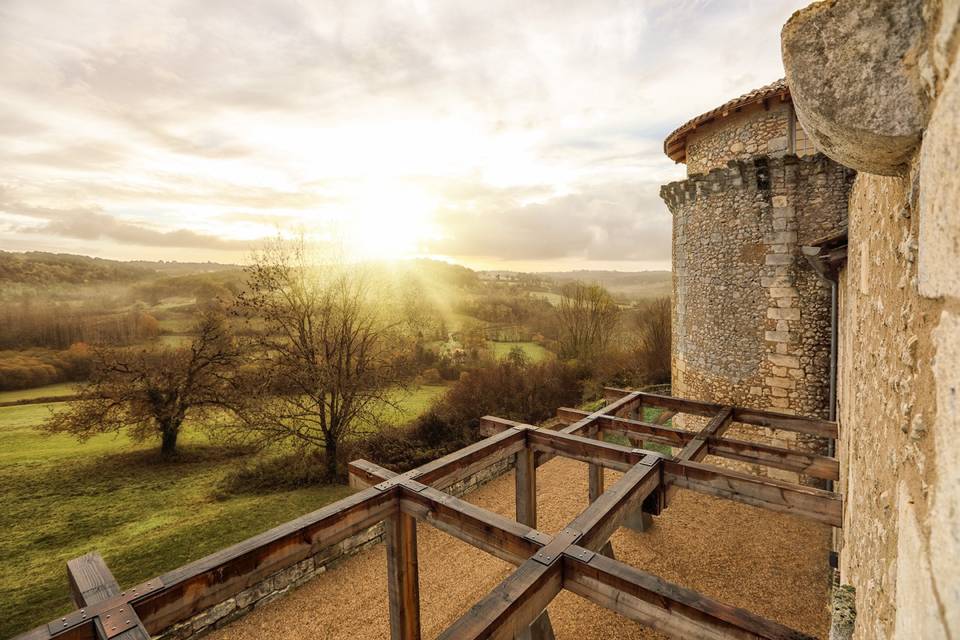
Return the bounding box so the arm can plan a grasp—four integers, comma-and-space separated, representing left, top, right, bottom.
479, 416, 842, 528
603, 388, 838, 439
19, 393, 832, 640
555, 408, 840, 481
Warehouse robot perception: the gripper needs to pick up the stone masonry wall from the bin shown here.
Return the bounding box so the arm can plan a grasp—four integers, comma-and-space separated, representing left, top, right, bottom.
662, 154, 853, 481
155, 456, 516, 640
685, 101, 792, 175
782, 1, 960, 637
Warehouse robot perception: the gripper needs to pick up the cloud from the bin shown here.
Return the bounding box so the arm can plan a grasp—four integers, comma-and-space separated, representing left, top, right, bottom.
428, 180, 671, 262
0, 0, 809, 267
0, 197, 253, 251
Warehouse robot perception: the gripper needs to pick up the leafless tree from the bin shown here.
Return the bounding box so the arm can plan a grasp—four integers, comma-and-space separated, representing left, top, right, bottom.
634, 296, 672, 384
556, 281, 620, 361
233, 239, 410, 480
44, 312, 244, 457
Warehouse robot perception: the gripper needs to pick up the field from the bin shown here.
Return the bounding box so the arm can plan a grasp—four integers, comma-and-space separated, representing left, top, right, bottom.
489, 341, 551, 362
0, 384, 448, 638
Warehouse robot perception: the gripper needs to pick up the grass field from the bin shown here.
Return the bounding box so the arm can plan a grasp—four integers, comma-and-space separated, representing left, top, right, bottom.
489, 341, 551, 362
0, 383, 448, 637
0, 383, 78, 404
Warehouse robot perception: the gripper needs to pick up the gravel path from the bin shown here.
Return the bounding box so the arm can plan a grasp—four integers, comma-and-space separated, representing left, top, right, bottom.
212, 457, 831, 639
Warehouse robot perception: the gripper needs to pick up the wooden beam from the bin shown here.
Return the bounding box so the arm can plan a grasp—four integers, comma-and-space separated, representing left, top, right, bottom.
568, 459, 662, 553
558, 409, 839, 481
559, 392, 643, 435
131, 485, 398, 633
562, 548, 815, 640
436, 559, 562, 640
678, 407, 734, 462
665, 460, 843, 528
66, 552, 150, 640
386, 513, 421, 640
515, 446, 537, 528
603, 388, 837, 439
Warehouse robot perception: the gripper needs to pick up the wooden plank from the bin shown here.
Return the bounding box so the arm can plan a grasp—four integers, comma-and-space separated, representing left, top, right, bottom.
436, 559, 562, 640
65, 552, 150, 640
515, 446, 537, 527
386, 513, 421, 640
562, 548, 816, 640
666, 460, 843, 527
603, 388, 838, 439
588, 463, 604, 503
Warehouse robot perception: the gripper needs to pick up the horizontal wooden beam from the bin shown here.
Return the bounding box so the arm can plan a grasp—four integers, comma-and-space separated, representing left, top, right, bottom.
678, 407, 734, 462
132, 485, 398, 633
664, 460, 843, 528
559, 391, 643, 435
557, 409, 839, 481
437, 559, 562, 640
603, 388, 837, 439
567, 459, 662, 553
562, 548, 816, 640
351, 458, 544, 567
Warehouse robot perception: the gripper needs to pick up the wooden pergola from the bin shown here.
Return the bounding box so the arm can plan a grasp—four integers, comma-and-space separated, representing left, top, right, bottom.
14, 389, 841, 640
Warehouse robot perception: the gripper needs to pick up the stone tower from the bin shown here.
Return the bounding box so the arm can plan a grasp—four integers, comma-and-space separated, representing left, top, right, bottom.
659, 80, 855, 477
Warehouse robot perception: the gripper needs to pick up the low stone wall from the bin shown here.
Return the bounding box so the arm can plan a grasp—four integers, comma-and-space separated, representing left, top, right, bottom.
156, 455, 516, 640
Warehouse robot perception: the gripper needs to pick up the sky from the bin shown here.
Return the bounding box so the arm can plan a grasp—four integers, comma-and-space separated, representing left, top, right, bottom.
0, 0, 809, 272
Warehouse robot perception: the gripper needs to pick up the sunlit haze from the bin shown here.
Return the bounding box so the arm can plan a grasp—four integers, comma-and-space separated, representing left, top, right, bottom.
0, 0, 809, 271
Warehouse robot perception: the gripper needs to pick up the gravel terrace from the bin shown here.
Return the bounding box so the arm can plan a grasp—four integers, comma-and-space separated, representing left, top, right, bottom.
212, 456, 831, 639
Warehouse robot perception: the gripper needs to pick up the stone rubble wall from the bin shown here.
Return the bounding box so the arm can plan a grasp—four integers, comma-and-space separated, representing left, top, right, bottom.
685, 101, 792, 175
155, 455, 516, 640
782, 0, 959, 637
662, 153, 853, 481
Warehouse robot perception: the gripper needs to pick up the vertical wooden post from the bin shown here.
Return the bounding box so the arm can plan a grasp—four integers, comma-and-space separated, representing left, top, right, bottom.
515, 447, 537, 527
515, 445, 556, 640
386, 513, 421, 640
587, 440, 615, 558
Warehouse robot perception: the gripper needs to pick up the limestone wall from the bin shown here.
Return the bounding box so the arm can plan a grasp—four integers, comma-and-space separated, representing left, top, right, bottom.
782, 0, 960, 637
685, 101, 792, 175
154, 456, 516, 640
662, 154, 853, 479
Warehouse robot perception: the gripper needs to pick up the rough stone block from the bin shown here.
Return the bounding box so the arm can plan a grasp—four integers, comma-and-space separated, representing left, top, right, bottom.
768, 354, 801, 368
765, 254, 793, 265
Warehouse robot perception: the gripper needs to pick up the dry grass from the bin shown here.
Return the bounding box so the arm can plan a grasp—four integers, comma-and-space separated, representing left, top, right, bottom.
213, 457, 831, 639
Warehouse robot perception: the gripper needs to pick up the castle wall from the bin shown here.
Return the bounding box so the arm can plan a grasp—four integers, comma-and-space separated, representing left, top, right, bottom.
685, 101, 792, 175
661, 154, 853, 481
781, 1, 960, 637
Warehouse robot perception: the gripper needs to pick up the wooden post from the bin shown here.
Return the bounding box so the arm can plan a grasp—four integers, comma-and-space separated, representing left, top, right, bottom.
515, 447, 536, 527
587, 449, 616, 558
386, 513, 421, 640
515, 445, 556, 640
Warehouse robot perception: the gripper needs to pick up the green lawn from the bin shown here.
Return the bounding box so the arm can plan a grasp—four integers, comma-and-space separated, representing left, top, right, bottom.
489, 341, 551, 362
0, 383, 79, 404
0, 384, 447, 638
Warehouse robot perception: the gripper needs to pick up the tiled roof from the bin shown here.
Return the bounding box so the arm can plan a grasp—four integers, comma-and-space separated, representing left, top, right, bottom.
663, 79, 791, 163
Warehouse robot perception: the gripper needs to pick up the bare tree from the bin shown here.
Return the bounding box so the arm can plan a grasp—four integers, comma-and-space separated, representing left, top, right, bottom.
634, 296, 672, 384
45, 312, 244, 457
556, 281, 620, 361
233, 239, 410, 480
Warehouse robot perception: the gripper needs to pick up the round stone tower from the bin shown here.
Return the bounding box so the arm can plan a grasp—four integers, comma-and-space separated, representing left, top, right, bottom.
660, 80, 855, 477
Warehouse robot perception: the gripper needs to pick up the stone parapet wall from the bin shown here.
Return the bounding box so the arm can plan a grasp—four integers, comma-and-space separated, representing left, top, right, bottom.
155, 455, 516, 640
685, 102, 792, 175
663, 153, 853, 481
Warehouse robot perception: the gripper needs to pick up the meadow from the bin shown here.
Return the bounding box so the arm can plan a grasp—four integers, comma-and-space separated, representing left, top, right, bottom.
0, 384, 447, 638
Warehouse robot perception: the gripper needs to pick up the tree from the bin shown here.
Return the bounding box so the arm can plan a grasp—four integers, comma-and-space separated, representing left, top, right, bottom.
556, 282, 620, 361
233, 239, 410, 480
634, 297, 672, 384
45, 312, 244, 457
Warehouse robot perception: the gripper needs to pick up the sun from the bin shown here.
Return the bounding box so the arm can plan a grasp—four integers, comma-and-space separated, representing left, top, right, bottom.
344, 183, 438, 262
